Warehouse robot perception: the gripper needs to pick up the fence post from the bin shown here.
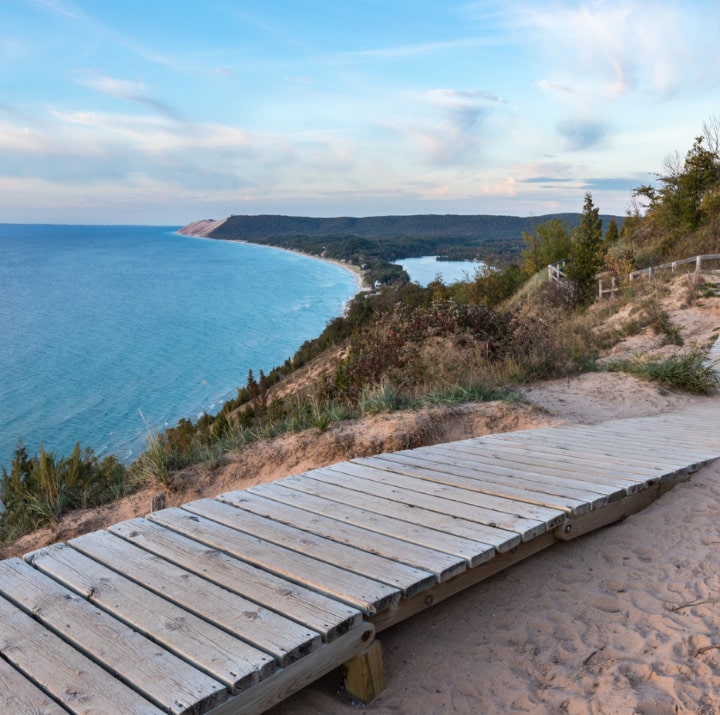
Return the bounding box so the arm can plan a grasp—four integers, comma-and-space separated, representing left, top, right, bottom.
598, 278, 603, 299
611, 276, 616, 296
696, 255, 702, 272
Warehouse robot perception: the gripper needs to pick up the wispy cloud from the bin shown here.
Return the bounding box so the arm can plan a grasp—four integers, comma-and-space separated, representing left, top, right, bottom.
79, 72, 182, 120
424, 89, 506, 106
557, 119, 609, 151
583, 176, 647, 192
511, 1, 717, 99
536, 79, 575, 95
397, 87, 509, 166
337, 36, 497, 61
29, 0, 90, 22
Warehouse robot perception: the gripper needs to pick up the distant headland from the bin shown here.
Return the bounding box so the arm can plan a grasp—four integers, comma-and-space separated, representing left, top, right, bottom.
179, 212, 623, 264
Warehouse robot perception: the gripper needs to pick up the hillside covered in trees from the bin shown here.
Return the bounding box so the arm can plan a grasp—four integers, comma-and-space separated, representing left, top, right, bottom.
197, 212, 622, 263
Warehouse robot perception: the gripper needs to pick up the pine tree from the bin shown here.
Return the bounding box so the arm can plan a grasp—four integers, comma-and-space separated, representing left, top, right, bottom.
605, 218, 619, 246
568, 192, 604, 305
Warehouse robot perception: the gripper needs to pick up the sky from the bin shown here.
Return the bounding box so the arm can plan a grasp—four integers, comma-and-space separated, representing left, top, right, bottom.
1, 0, 719, 224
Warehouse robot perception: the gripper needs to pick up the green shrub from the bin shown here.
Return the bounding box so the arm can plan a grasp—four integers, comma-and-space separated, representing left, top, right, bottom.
608, 350, 719, 394
0, 442, 132, 544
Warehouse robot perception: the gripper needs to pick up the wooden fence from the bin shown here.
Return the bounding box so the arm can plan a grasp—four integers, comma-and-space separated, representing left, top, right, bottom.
550, 255, 720, 300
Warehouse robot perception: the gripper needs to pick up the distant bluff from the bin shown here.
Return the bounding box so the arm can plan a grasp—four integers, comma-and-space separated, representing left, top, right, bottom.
179, 212, 623, 262
179, 213, 624, 241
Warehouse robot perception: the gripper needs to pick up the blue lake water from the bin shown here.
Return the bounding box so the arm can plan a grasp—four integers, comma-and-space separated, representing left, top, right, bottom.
0, 225, 359, 469
394, 256, 483, 286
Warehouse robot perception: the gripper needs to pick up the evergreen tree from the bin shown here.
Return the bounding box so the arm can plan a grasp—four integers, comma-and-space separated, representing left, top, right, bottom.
568, 193, 604, 305
521, 219, 572, 275
604, 218, 619, 246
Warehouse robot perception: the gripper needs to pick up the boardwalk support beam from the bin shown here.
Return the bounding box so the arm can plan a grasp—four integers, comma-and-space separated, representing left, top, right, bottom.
343, 639, 386, 704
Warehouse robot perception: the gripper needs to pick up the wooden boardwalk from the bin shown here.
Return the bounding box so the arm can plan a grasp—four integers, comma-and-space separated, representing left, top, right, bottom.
1, 403, 719, 714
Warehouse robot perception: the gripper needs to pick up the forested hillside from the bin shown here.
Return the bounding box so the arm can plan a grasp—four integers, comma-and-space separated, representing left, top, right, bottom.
205, 212, 622, 262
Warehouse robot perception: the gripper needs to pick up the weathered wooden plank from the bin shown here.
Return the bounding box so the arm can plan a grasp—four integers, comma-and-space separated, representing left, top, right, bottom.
0, 559, 225, 715
123, 511, 400, 616
178, 499, 436, 597
364, 445, 621, 501
451, 439, 669, 482
248, 482, 495, 568
206, 623, 376, 715
217, 490, 466, 582
308, 467, 546, 541
424, 444, 646, 492
480, 439, 699, 483
101, 517, 361, 641
484, 431, 715, 472
334, 460, 571, 524
380, 446, 636, 496
277, 473, 521, 552
70, 529, 323, 666
26, 543, 275, 694
353, 452, 607, 512
534, 427, 719, 463
0, 656, 67, 715
0, 593, 165, 715
505, 424, 717, 459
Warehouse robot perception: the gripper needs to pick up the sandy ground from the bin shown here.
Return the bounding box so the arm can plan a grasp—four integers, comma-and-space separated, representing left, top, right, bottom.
3, 271, 720, 713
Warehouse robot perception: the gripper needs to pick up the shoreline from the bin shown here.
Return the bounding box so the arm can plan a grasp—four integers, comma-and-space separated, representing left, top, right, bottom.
178, 229, 368, 289
177, 219, 369, 290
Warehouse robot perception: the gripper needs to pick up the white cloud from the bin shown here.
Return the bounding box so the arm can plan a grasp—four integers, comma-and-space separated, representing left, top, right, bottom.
424, 88, 506, 106
536, 79, 575, 95
78, 72, 182, 119
513, 1, 716, 99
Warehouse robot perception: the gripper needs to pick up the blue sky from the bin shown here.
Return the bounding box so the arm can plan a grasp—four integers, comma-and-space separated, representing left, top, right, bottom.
1, 0, 719, 224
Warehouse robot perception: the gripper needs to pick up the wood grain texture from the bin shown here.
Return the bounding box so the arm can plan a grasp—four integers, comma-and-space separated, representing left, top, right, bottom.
330, 460, 568, 526
0, 591, 166, 715
0, 656, 67, 715
205, 623, 375, 715
276, 472, 521, 552
104, 516, 361, 641
70, 529, 322, 666
217, 489, 466, 582
142, 508, 401, 616
26, 543, 276, 693
247, 482, 495, 567
178, 499, 436, 597
0, 558, 226, 715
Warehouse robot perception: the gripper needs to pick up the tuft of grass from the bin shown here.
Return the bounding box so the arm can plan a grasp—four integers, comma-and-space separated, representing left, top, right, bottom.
0, 442, 134, 546
359, 384, 409, 415
608, 349, 720, 395
419, 383, 519, 406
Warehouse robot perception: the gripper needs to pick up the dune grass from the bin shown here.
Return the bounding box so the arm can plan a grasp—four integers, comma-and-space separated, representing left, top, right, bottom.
608, 349, 720, 395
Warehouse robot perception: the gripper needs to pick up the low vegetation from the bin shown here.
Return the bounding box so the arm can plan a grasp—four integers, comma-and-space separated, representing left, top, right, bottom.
609, 350, 720, 395
3, 118, 720, 546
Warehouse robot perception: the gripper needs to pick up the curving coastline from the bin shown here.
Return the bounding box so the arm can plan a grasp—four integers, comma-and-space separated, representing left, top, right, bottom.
178, 219, 369, 292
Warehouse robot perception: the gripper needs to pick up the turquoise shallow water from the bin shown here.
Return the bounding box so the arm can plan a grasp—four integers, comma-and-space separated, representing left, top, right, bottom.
394, 256, 483, 286
0, 225, 358, 469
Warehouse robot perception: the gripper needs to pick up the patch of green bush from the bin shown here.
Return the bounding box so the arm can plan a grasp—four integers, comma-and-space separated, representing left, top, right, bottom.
608, 350, 719, 394
0, 442, 133, 544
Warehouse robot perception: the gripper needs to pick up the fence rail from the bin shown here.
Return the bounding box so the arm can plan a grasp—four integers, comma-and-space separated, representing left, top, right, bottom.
551, 254, 720, 300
